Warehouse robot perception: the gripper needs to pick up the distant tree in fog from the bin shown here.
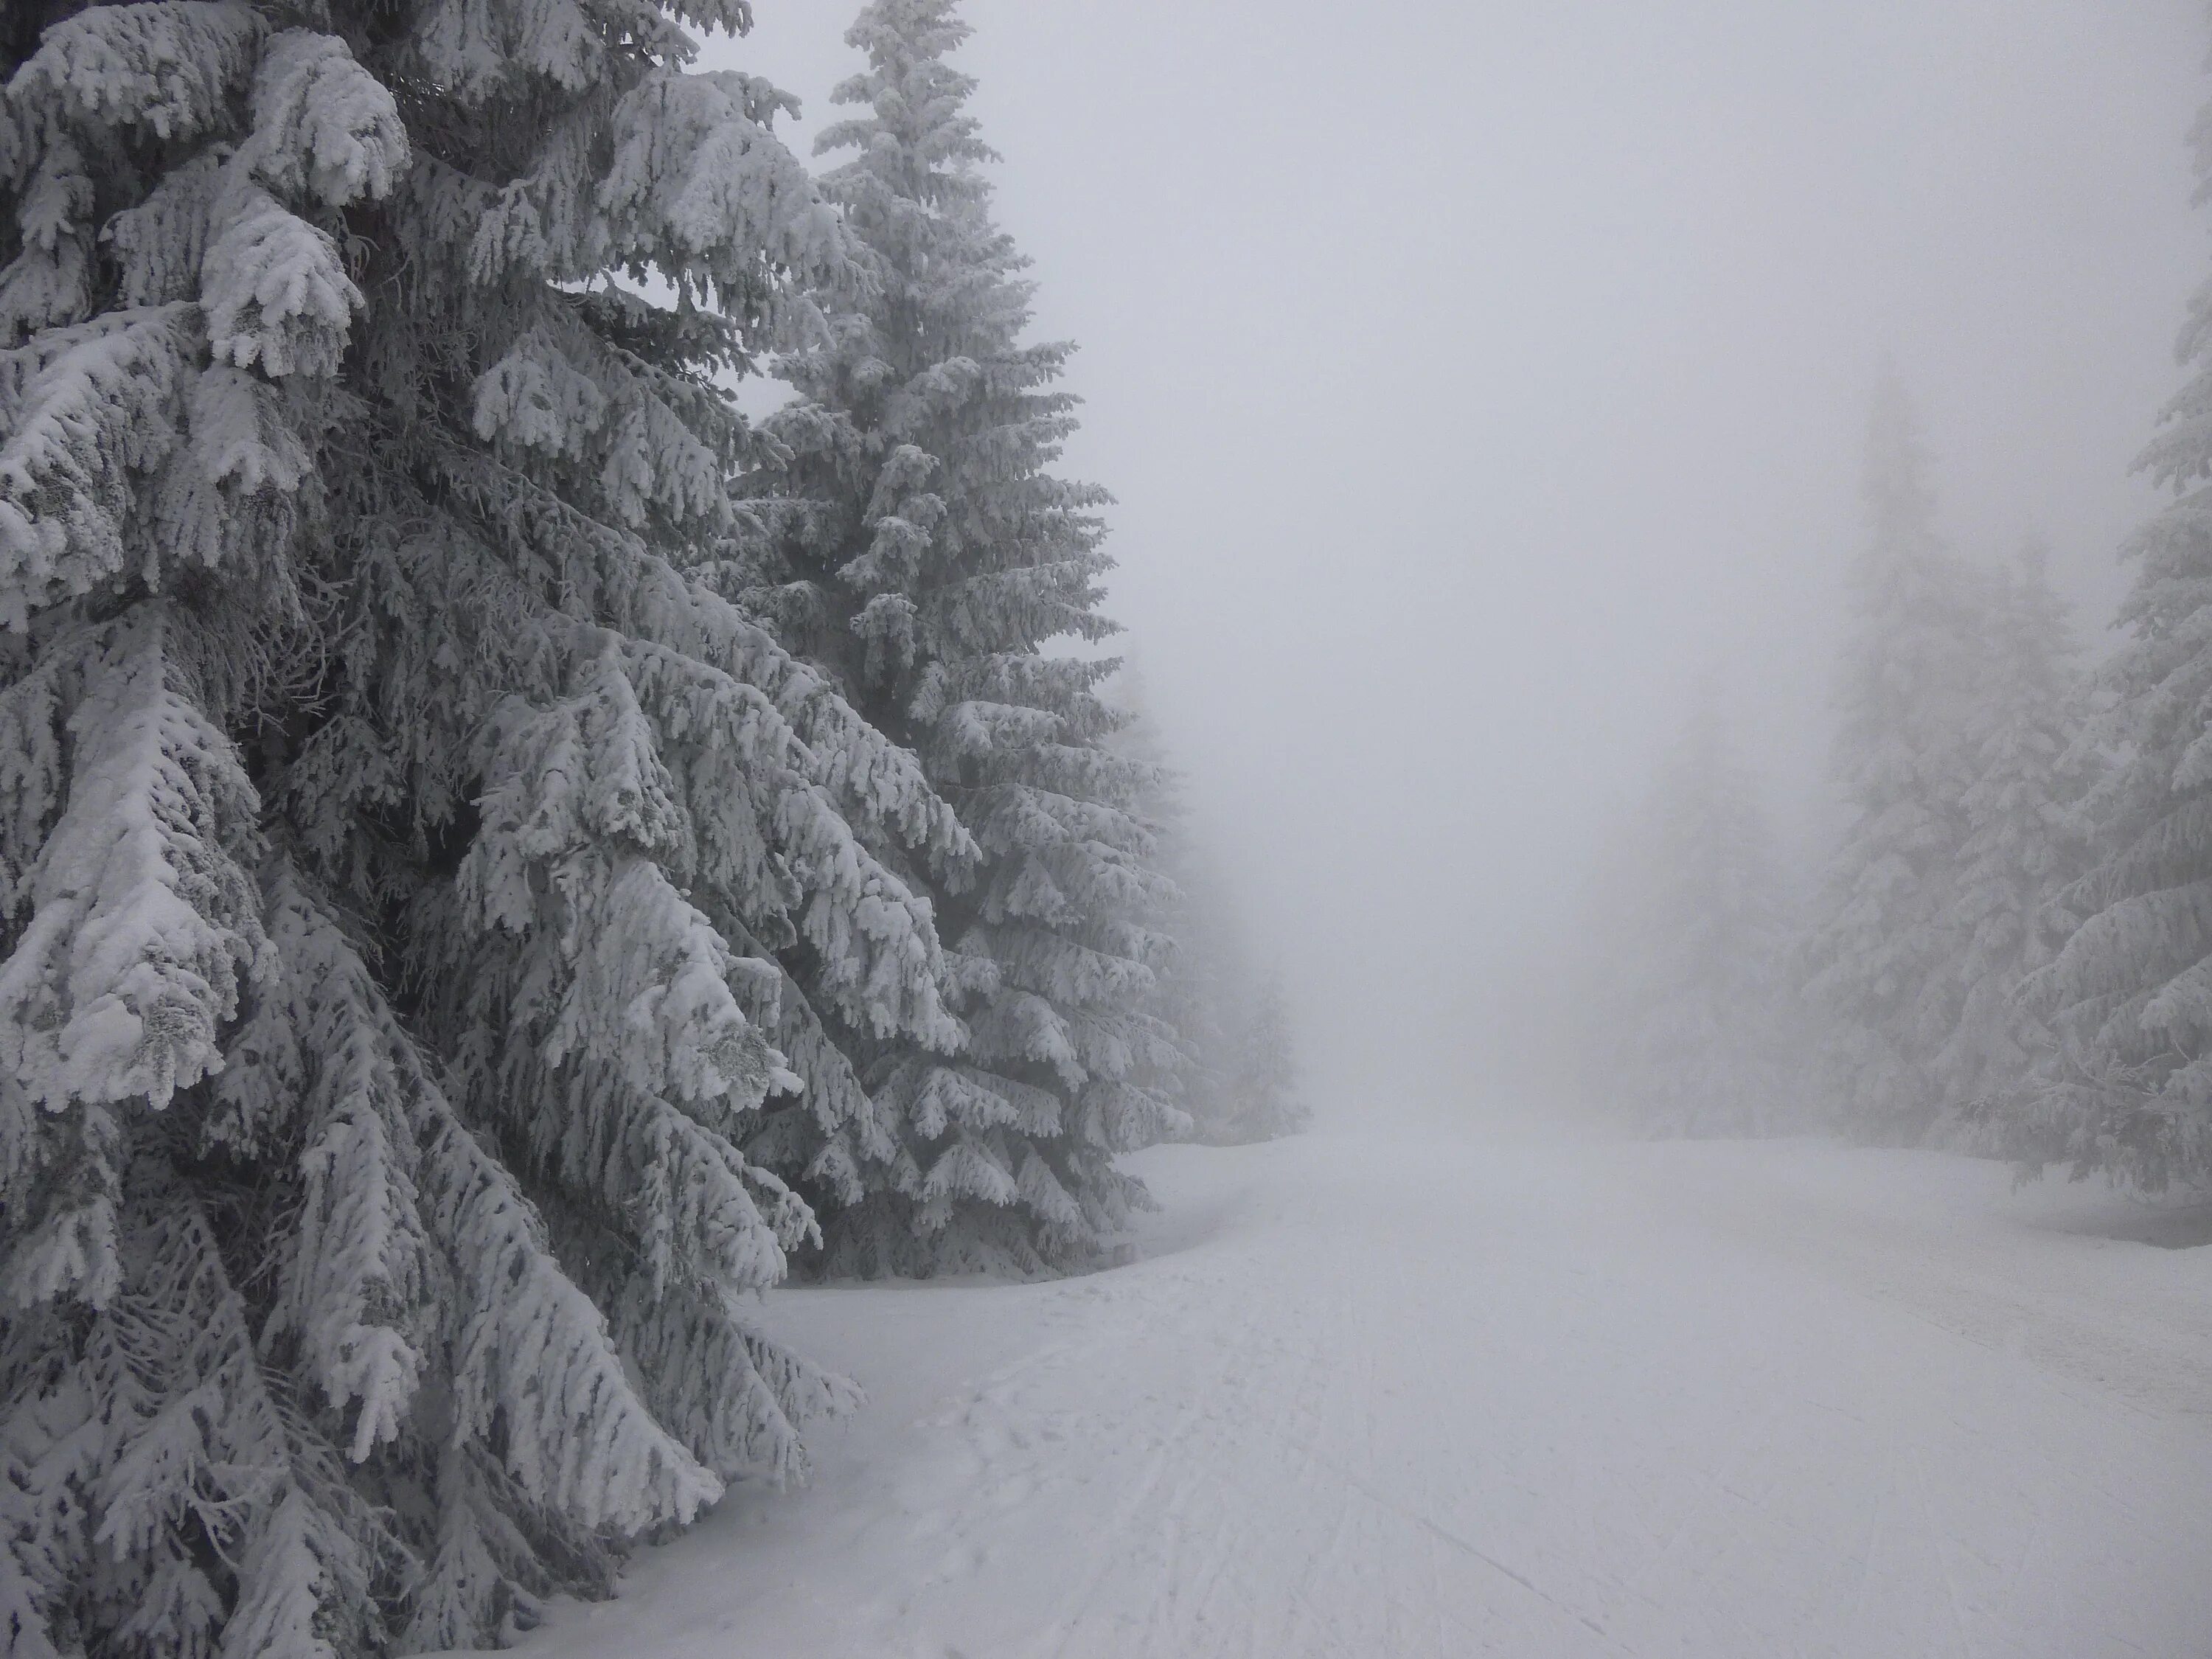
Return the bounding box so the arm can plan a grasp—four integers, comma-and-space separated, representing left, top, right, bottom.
1595, 692, 1801, 1136
1104, 669, 1253, 1141
1218, 977, 1310, 1143
1804, 376, 1986, 1144
1937, 543, 2098, 1142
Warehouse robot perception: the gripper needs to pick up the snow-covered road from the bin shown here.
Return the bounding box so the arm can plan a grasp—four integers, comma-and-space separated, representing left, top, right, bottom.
478, 1134, 2212, 1659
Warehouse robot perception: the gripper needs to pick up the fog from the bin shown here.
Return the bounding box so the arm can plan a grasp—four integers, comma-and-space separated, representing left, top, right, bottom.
713, 0, 2206, 1121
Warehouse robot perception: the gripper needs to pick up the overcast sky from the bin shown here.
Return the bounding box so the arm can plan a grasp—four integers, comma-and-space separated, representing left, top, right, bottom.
710, 1, 2210, 1118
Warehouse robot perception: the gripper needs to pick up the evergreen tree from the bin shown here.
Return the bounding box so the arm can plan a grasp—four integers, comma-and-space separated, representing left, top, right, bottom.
1604, 693, 1799, 1137
1937, 542, 2097, 1139
2029, 90, 2212, 1189
1102, 666, 1248, 1141
0, 2, 972, 1652
1144, 838, 1243, 1142
737, 0, 1185, 1273
1220, 975, 1307, 1143
1804, 375, 1986, 1143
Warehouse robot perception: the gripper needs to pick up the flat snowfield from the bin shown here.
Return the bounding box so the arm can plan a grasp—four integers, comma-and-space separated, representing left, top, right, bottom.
470, 1134, 2212, 1659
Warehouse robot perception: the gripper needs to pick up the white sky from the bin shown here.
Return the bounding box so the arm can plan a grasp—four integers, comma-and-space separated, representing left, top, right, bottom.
707, 0, 2210, 1116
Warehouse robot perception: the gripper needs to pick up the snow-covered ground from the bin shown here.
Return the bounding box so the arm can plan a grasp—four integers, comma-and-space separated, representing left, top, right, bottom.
455, 1133, 2212, 1659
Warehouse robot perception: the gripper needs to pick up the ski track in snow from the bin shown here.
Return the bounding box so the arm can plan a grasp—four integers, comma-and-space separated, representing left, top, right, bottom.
462, 1134, 2212, 1659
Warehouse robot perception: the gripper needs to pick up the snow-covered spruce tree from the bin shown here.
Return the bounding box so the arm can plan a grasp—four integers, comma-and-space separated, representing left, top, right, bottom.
2026, 92, 2212, 1188
1604, 694, 1799, 1138
733, 0, 1185, 1273
0, 3, 975, 1652
1935, 542, 2098, 1142
1804, 375, 1987, 1144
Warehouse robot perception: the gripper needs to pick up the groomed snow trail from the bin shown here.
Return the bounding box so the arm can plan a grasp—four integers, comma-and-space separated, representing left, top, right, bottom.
476, 1135, 2212, 1659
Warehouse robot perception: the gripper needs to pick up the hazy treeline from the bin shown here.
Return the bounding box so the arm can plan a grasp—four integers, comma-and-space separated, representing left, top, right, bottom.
1585, 276, 2212, 1192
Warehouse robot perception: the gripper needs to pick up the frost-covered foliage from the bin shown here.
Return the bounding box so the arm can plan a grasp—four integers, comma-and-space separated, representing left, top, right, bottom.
1591, 695, 1802, 1138
2026, 95, 2212, 1187
734, 0, 1186, 1273
1936, 543, 2097, 1144
0, 1, 973, 1651
1801, 389, 2098, 1155
1804, 377, 1989, 1144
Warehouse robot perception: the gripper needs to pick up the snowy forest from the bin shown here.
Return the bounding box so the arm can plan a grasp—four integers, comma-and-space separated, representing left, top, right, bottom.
0, 1, 1301, 1652
4, 0, 2212, 1656
1577, 364, 2212, 1189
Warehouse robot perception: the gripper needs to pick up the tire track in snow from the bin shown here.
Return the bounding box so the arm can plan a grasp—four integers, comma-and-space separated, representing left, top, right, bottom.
1273, 1430, 1628, 1652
